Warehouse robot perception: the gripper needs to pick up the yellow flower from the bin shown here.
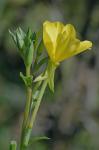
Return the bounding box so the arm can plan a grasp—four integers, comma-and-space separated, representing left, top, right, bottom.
43, 21, 92, 64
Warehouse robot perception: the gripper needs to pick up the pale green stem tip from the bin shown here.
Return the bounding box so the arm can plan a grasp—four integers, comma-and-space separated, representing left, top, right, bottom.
9, 140, 17, 150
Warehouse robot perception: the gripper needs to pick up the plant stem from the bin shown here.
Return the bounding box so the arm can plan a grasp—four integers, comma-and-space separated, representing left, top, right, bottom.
9, 141, 17, 150
20, 66, 32, 150
23, 79, 48, 147
29, 79, 47, 128
23, 66, 32, 127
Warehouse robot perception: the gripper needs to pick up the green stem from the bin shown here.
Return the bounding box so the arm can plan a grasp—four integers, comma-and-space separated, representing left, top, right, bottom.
29, 79, 47, 128
9, 141, 17, 150
23, 79, 48, 147
20, 66, 32, 150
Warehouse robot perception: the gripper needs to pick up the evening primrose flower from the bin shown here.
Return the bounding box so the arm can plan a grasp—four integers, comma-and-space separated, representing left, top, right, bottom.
43, 21, 92, 64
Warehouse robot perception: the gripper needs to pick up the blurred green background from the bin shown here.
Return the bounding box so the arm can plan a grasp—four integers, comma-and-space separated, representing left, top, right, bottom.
0, 0, 99, 149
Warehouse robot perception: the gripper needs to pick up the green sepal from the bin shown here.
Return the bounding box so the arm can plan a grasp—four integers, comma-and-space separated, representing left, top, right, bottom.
47, 61, 57, 92
20, 72, 33, 87
23, 41, 34, 67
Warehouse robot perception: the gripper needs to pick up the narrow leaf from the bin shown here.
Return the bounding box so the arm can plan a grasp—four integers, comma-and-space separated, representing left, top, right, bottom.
29, 136, 50, 145
33, 57, 48, 73
33, 74, 47, 82
9, 30, 17, 44
20, 72, 33, 87
36, 39, 44, 56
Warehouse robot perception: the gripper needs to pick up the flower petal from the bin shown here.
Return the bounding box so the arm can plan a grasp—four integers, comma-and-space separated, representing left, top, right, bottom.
78, 41, 92, 51
63, 24, 76, 38
56, 39, 80, 62
58, 40, 92, 61
43, 21, 64, 44
43, 24, 54, 61
43, 21, 64, 61
55, 33, 70, 61
55, 25, 77, 62
43, 21, 92, 63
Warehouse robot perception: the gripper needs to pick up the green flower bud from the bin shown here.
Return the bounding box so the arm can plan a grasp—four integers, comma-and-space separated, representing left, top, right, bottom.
9, 27, 35, 68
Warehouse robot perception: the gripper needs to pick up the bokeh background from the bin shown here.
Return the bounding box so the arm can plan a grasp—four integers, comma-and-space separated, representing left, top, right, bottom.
0, 0, 99, 149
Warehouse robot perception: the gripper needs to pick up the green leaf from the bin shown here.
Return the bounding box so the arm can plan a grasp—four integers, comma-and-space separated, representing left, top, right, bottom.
31, 32, 36, 47
16, 33, 24, 50
33, 74, 47, 82
36, 27, 43, 40
22, 28, 34, 67
29, 136, 50, 145
16, 27, 25, 49
24, 28, 32, 47
33, 57, 48, 73
20, 72, 33, 87
24, 42, 34, 67
9, 27, 25, 50
36, 39, 44, 56
9, 30, 17, 44
16, 27, 25, 39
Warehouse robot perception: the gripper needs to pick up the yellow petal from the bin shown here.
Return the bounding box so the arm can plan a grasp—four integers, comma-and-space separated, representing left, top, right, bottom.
55, 33, 70, 61
62, 24, 76, 38
43, 24, 54, 61
59, 40, 92, 61
78, 41, 92, 52
55, 25, 77, 62
43, 21, 64, 62
56, 39, 80, 62
43, 21, 92, 63
43, 21, 64, 44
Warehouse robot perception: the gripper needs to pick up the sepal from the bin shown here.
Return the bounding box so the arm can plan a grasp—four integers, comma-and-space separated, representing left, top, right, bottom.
47, 61, 57, 92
